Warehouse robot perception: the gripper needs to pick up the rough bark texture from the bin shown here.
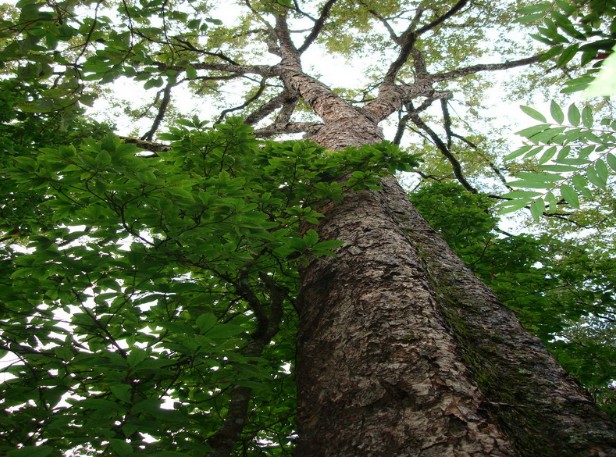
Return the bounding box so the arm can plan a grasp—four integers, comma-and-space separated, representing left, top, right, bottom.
295, 176, 616, 456
261, 9, 616, 456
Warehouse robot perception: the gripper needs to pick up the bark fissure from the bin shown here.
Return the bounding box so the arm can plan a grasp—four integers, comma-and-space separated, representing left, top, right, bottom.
296, 182, 516, 456
379, 177, 616, 456
295, 171, 616, 455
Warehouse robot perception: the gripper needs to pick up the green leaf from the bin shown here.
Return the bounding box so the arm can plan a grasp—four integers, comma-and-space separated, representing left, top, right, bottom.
581, 106, 593, 128
501, 190, 543, 199
550, 101, 565, 124
556, 44, 580, 67
539, 164, 579, 172
517, 12, 546, 24
144, 77, 164, 90
572, 174, 589, 191
586, 166, 606, 189
504, 145, 533, 161
127, 348, 147, 367
516, 124, 550, 140
203, 322, 246, 339
539, 146, 558, 164
524, 146, 546, 159
186, 65, 197, 80
532, 126, 567, 144
529, 199, 545, 221
551, 11, 585, 40
595, 159, 609, 184
545, 191, 558, 212
520, 105, 547, 122
498, 199, 530, 214
304, 229, 318, 245
110, 384, 132, 403
567, 104, 581, 126
509, 180, 555, 189
518, 2, 552, 14
110, 439, 134, 456
555, 0, 576, 15
539, 44, 565, 62
560, 184, 580, 207
515, 172, 563, 183
606, 153, 616, 171
8, 447, 53, 457
196, 313, 218, 333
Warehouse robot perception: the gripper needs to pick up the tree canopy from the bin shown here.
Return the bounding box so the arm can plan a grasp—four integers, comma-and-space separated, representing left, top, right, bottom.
0, 0, 615, 455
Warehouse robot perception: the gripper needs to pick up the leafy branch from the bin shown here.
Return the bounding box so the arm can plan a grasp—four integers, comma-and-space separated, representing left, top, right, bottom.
500, 101, 616, 220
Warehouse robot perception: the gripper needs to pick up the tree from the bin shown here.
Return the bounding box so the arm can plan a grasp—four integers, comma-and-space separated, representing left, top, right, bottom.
1, 1, 615, 456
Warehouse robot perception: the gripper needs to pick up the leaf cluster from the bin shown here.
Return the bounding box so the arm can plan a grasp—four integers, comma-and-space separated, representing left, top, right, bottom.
504, 0, 616, 220
1, 115, 418, 455
500, 101, 616, 220
518, 0, 616, 81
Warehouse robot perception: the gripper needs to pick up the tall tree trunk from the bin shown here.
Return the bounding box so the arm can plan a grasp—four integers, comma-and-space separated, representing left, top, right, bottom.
295, 147, 616, 456
270, 14, 616, 454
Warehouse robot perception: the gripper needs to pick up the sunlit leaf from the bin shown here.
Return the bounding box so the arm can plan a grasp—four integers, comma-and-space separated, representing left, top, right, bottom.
520, 105, 547, 122
560, 184, 579, 207
550, 101, 565, 124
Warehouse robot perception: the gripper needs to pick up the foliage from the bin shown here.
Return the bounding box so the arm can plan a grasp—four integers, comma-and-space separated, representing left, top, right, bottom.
500, 101, 616, 220
503, 0, 616, 218
0, 78, 112, 241
586, 45, 616, 96
1, 113, 417, 455
412, 181, 616, 420
517, 0, 616, 86
1, 0, 614, 453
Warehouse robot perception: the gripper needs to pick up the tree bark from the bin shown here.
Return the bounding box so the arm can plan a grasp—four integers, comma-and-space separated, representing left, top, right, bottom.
295, 171, 616, 456
267, 11, 616, 456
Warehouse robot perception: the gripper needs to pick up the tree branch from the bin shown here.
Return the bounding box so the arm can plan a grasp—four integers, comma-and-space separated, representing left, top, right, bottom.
206, 270, 288, 457
274, 96, 298, 125
359, 2, 401, 44
415, 0, 470, 35
408, 104, 478, 194
441, 99, 453, 148
432, 54, 543, 82
155, 61, 279, 78
141, 80, 176, 141
253, 122, 322, 138
244, 88, 296, 126
215, 77, 269, 124
384, 0, 469, 83
297, 0, 339, 54
120, 137, 171, 153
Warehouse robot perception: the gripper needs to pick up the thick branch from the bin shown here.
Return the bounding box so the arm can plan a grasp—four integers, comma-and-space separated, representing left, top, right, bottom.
365, 54, 539, 123
297, 0, 339, 54
432, 54, 543, 82
274, 96, 298, 125
155, 61, 279, 78
120, 137, 170, 153
274, 13, 381, 147
384, 0, 469, 83
244, 91, 289, 126
141, 80, 175, 141
215, 78, 268, 124
441, 99, 453, 148
408, 106, 477, 194
253, 122, 323, 138
206, 273, 287, 457
415, 0, 470, 35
